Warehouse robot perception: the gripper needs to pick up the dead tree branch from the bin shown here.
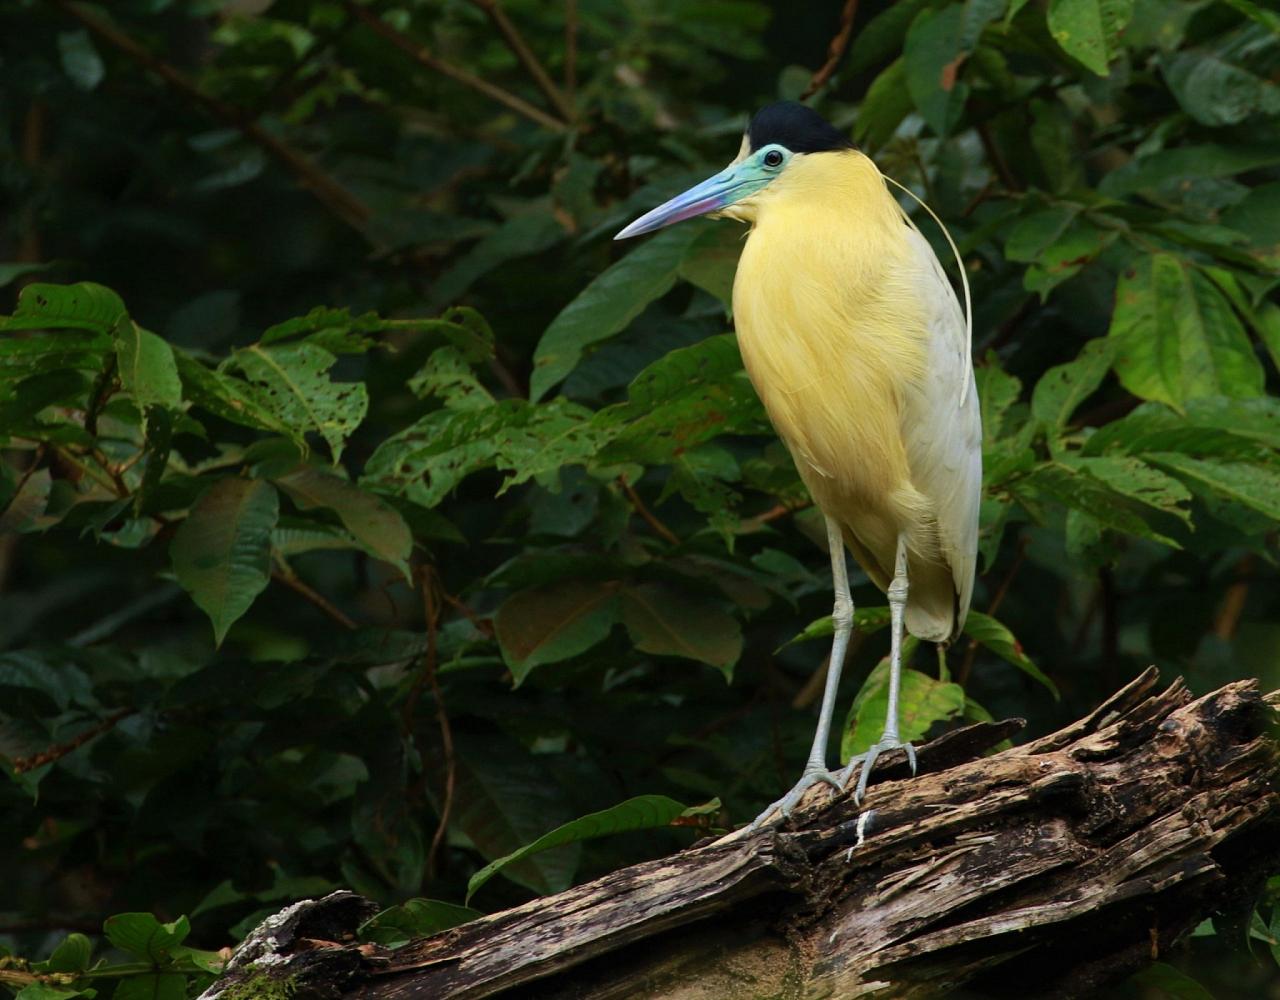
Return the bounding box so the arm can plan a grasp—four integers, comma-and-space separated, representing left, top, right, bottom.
199, 669, 1280, 1000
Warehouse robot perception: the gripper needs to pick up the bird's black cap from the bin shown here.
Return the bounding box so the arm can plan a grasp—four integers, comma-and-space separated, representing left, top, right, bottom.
747, 101, 853, 154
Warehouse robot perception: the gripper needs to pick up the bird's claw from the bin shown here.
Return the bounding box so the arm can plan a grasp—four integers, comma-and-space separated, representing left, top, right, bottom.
839, 738, 917, 805
747, 765, 844, 831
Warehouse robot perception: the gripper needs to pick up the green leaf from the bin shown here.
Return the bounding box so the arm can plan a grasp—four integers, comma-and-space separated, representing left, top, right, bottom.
274, 466, 412, 580
171, 478, 279, 645
1128, 962, 1215, 1000
595, 334, 767, 464
447, 734, 580, 896
57, 29, 104, 90
904, 5, 970, 136
103, 912, 190, 962
117, 327, 182, 414
46, 933, 92, 973
847, 0, 933, 75
358, 899, 481, 947
407, 346, 494, 410
1047, 0, 1135, 76
531, 224, 701, 401
1162, 50, 1280, 127
854, 58, 913, 150
1063, 454, 1193, 524
963, 611, 1059, 696
112, 974, 187, 1000
1032, 338, 1113, 433
678, 225, 742, 309
1005, 205, 1080, 263
0, 282, 129, 335
233, 342, 368, 462
976, 354, 1023, 445
494, 579, 620, 683
1109, 255, 1264, 409
778, 606, 893, 650
842, 662, 965, 761
1100, 144, 1280, 197
467, 795, 690, 902
620, 583, 742, 679
1147, 453, 1280, 521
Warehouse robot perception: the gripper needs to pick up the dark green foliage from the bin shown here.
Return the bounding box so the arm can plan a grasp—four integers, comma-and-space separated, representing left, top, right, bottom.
2, 1, 1279, 997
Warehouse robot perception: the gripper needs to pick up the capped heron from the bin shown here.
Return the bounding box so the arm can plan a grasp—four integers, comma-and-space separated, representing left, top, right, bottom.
616, 102, 981, 826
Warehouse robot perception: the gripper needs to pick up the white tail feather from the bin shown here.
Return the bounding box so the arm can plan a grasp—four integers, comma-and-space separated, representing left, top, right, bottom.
881, 174, 974, 409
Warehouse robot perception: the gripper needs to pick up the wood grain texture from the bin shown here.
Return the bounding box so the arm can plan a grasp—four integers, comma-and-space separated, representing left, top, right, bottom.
200, 669, 1280, 1000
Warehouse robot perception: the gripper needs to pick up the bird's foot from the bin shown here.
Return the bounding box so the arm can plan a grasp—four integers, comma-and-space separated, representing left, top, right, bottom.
747, 765, 844, 831
838, 738, 917, 804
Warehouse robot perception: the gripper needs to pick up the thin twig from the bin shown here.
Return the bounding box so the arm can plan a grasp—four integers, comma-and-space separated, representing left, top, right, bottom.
564, 0, 578, 98
342, 1, 568, 133
272, 566, 358, 630
409, 566, 456, 881
801, 0, 860, 100
739, 500, 811, 532
48, 0, 373, 239
957, 534, 1028, 687
1212, 555, 1253, 641
11, 708, 137, 773
618, 476, 680, 546
470, 0, 574, 122
976, 120, 1019, 192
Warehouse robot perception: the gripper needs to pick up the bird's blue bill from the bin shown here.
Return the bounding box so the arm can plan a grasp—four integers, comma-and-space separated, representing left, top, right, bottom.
614, 157, 777, 240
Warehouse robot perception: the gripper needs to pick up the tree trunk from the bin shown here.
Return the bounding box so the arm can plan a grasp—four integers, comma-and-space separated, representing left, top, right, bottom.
199, 669, 1280, 1000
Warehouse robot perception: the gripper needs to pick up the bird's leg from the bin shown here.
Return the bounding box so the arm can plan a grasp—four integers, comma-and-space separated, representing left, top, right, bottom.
840, 534, 917, 803
748, 516, 853, 829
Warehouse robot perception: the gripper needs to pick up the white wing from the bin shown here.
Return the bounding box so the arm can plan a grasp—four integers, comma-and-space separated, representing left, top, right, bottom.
900, 223, 983, 643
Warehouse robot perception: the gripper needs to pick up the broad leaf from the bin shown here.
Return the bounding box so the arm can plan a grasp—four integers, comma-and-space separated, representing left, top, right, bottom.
904, 5, 970, 136
112, 975, 187, 1000
1047, 0, 1134, 76
0, 282, 128, 335
103, 912, 190, 962
494, 579, 620, 683
171, 478, 279, 645
778, 606, 893, 650
116, 326, 182, 414
467, 794, 691, 901
964, 611, 1058, 696
1109, 255, 1263, 409
1147, 453, 1280, 521
530, 224, 701, 401
1032, 338, 1113, 434
842, 661, 965, 761
447, 734, 580, 896
233, 342, 368, 462
274, 466, 412, 579
620, 583, 742, 678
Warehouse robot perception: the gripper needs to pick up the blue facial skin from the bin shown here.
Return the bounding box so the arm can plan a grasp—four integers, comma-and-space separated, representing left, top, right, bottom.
614, 143, 793, 240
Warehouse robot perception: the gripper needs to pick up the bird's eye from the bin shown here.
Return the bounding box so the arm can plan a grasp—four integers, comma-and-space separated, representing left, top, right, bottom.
763, 149, 784, 168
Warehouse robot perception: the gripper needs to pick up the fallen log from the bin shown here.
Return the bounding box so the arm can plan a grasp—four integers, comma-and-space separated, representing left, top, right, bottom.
199, 668, 1280, 1000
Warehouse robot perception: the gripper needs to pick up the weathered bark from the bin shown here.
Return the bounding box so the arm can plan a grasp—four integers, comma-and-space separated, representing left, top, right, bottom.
200, 669, 1280, 1000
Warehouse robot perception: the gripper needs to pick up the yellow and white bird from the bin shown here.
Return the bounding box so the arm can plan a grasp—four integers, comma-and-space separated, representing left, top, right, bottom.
616, 102, 981, 826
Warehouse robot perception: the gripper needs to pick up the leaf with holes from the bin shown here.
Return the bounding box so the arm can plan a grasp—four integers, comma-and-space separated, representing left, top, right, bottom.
233, 342, 368, 462
171, 478, 279, 646
1047, 0, 1134, 76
